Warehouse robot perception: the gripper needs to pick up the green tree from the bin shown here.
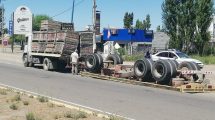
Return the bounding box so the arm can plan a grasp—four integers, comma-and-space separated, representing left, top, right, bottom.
135, 19, 143, 29
123, 12, 134, 29
145, 14, 151, 30
195, 0, 214, 55
33, 14, 52, 31
162, 0, 214, 55
162, 0, 181, 50
156, 25, 161, 32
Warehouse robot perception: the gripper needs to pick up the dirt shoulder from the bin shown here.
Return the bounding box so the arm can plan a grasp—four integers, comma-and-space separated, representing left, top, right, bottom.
0, 88, 110, 120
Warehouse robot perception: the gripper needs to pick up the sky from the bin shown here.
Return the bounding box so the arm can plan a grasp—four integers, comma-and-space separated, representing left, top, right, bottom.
2, 0, 164, 31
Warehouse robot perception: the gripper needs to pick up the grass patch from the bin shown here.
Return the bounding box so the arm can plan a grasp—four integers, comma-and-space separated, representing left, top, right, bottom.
64, 111, 87, 119
26, 112, 35, 120
37, 96, 48, 103
10, 103, 18, 110
191, 55, 215, 65
23, 101, 29, 106
12, 95, 21, 102
0, 89, 7, 95
123, 54, 144, 61
109, 115, 123, 120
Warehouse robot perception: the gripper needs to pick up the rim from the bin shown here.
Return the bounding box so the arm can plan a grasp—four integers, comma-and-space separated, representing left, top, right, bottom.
87, 57, 94, 68
154, 63, 164, 78
135, 63, 145, 76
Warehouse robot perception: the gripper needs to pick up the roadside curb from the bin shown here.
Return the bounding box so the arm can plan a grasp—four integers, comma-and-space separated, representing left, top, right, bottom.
0, 83, 133, 120
80, 72, 181, 92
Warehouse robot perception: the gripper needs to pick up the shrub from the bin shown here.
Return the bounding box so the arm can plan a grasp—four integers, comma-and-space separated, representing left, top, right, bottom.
0, 89, 7, 95
26, 113, 35, 120
10, 104, 18, 110
37, 96, 48, 103
12, 95, 21, 101
23, 101, 29, 106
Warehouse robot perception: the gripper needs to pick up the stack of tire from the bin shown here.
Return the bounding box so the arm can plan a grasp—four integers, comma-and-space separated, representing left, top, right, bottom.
134, 58, 200, 85
85, 53, 103, 73
105, 54, 123, 65
151, 59, 178, 84
133, 58, 154, 82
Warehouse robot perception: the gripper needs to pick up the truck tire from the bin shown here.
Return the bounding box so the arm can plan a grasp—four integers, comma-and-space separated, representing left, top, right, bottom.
134, 58, 153, 81
167, 60, 178, 78
178, 62, 195, 70
105, 54, 119, 65
23, 55, 29, 67
85, 54, 99, 72
189, 62, 201, 70
178, 62, 199, 81
151, 60, 172, 84
43, 58, 54, 71
114, 54, 123, 64
94, 53, 103, 72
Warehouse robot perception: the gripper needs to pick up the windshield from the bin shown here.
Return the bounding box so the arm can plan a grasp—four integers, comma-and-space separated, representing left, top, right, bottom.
176, 52, 190, 58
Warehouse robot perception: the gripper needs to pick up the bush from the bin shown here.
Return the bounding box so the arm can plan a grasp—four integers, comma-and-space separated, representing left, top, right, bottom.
12, 95, 21, 101
64, 111, 87, 119
37, 96, 48, 103
0, 89, 7, 95
26, 113, 36, 120
10, 104, 18, 110
123, 54, 144, 61
191, 55, 215, 65
23, 101, 29, 106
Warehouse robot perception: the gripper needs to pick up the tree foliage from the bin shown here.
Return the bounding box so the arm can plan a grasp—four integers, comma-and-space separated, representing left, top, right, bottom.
134, 14, 151, 30
156, 25, 161, 32
162, 0, 214, 55
123, 12, 134, 29
33, 14, 52, 31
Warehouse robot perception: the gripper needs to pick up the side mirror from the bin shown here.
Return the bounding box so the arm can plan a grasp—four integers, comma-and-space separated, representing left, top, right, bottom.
173, 56, 177, 60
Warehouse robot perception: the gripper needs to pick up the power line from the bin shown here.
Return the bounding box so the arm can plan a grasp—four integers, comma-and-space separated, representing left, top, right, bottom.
51, 0, 86, 18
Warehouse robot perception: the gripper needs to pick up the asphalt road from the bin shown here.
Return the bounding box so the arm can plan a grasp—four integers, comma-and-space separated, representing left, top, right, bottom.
0, 55, 215, 120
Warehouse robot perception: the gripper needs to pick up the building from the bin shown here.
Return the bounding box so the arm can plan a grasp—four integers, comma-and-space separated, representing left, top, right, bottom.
152, 32, 170, 52
102, 28, 153, 55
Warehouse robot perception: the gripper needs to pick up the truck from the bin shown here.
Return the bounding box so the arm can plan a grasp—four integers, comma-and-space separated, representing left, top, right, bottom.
22, 20, 123, 72
22, 20, 96, 71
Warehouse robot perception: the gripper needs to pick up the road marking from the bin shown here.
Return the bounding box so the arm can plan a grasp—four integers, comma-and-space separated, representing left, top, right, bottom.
0, 83, 135, 120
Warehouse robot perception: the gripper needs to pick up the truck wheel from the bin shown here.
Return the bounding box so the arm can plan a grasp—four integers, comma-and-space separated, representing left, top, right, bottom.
178, 62, 199, 81
114, 54, 123, 64
134, 58, 153, 81
167, 60, 178, 78
43, 58, 52, 71
85, 54, 99, 72
105, 54, 118, 65
23, 55, 29, 67
151, 60, 172, 84
94, 53, 103, 72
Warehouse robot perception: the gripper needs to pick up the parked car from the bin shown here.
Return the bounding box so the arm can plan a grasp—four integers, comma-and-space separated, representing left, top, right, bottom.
151, 50, 204, 68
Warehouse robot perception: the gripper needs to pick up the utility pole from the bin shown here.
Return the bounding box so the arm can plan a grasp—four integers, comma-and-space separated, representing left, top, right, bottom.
0, 1, 3, 43
71, 0, 75, 24
92, 0, 96, 53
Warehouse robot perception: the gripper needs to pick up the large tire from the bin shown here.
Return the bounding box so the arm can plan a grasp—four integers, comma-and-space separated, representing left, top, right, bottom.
167, 60, 178, 78
94, 53, 103, 72
151, 60, 172, 84
43, 58, 55, 71
134, 58, 153, 81
114, 54, 123, 64
189, 62, 201, 70
178, 62, 199, 81
85, 53, 101, 73
23, 55, 29, 67
105, 54, 118, 65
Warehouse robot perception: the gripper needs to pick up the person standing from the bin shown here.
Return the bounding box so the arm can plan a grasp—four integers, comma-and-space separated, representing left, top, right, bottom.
71, 50, 79, 75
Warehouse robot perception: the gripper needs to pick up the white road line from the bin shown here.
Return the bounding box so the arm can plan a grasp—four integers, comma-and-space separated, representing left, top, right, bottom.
0, 83, 135, 120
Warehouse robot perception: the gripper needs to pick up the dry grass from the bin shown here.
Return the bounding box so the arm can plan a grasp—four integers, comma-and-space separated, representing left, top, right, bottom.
0, 88, 108, 120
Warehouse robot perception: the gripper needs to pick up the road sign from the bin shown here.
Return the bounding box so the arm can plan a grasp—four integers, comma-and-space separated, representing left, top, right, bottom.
9, 20, 13, 35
